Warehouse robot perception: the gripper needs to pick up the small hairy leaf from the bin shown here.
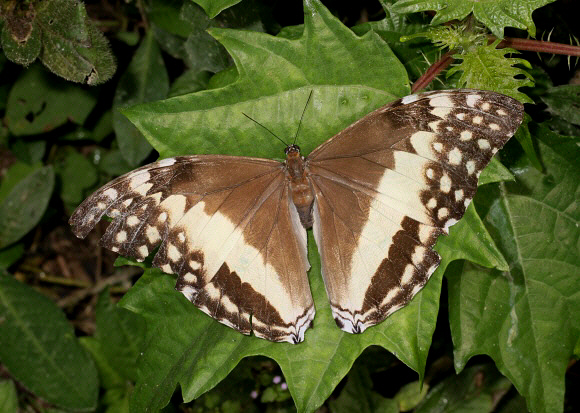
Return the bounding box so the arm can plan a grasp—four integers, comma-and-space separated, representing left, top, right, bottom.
393, 0, 556, 38
447, 42, 534, 103
0, 275, 98, 410
35, 0, 116, 84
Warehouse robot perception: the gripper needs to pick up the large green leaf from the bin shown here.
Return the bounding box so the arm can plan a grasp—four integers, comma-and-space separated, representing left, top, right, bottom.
0, 165, 54, 248
5, 63, 97, 136
447, 126, 580, 413
0, 275, 98, 410
392, 0, 556, 38
113, 30, 169, 166
116, 2, 524, 412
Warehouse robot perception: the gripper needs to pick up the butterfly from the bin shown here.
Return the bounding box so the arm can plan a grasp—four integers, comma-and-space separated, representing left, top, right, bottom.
69, 89, 524, 343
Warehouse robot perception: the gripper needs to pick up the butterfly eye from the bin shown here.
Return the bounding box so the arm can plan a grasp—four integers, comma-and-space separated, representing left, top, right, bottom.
284, 144, 301, 155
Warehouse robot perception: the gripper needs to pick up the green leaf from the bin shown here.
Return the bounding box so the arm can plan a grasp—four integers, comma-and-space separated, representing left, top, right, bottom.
392, 0, 556, 38
0, 379, 18, 413
168, 70, 211, 98
5, 64, 97, 136
447, 42, 534, 103
0, 161, 41, 203
541, 84, 580, 126
113, 30, 169, 166
478, 157, 514, 186
415, 364, 512, 412
10, 139, 46, 164
55, 147, 98, 208
394, 381, 428, 411
0, 165, 54, 248
447, 130, 580, 413
514, 114, 542, 171
0, 243, 25, 271
94, 290, 146, 382
36, 0, 116, 84
193, 0, 242, 19
0, 275, 98, 410
329, 365, 398, 413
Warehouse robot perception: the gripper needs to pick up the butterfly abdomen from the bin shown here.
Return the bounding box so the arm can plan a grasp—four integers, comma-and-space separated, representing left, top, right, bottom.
285, 146, 315, 228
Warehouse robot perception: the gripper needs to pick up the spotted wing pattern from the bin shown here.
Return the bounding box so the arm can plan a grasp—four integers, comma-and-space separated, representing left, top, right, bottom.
306, 89, 524, 333
70, 156, 314, 343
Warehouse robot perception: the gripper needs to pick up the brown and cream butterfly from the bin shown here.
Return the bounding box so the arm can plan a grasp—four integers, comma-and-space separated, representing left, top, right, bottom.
70, 89, 523, 343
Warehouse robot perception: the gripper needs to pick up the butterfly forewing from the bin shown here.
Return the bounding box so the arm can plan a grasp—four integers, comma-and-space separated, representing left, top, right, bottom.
306, 89, 524, 333
69, 156, 314, 343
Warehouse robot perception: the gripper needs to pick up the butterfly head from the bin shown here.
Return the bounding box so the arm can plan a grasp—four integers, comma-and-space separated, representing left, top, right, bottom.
284, 144, 301, 156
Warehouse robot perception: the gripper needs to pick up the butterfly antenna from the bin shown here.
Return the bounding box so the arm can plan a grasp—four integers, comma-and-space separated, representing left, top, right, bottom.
242, 112, 288, 146
293, 90, 313, 145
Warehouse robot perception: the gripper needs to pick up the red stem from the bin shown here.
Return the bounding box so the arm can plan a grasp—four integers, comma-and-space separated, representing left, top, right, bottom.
412, 50, 454, 93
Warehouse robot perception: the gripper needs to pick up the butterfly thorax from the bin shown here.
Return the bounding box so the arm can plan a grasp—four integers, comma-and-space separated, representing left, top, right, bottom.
285, 145, 314, 228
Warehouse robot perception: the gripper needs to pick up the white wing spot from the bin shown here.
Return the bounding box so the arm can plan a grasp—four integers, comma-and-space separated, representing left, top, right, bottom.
427, 198, 437, 209
454, 189, 464, 201
157, 158, 176, 167
161, 264, 172, 273
466, 94, 481, 107
466, 160, 476, 175
478, 139, 491, 150
497, 109, 507, 116
438, 208, 449, 219
104, 188, 118, 200
177, 232, 185, 243
146, 225, 161, 243
446, 126, 453, 131
460, 130, 473, 141
129, 172, 150, 190
127, 215, 140, 226
473, 116, 483, 124
418, 224, 433, 244
429, 95, 454, 108
109, 209, 120, 217
433, 142, 443, 153
381, 287, 401, 306
401, 94, 419, 104
448, 147, 462, 165
134, 183, 153, 196
481, 102, 491, 111
183, 272, 197, 284
428, 120, 441, 131
189, 260, 202, 270
456, 113, 465, 120
400, 265, 415, 285
489, 123, 500, 131
168, 244, 181, 262
116, 231, 127, 242
440, 174, 452, 193
111, 246, 119, 252
123, 198, 133, 207
426, 168, 435, 179
464, 198, 472, 208
97, 202, 106, 210
430, 107, 452, 119
158, 212, 168, 223
412, 246, 426, 265
138, 245, 149, 257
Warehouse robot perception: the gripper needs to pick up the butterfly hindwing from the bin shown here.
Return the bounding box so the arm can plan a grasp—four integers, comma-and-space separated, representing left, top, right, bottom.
70, 156, 314, 343
306, 89, 524, 333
